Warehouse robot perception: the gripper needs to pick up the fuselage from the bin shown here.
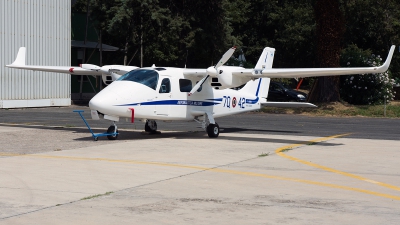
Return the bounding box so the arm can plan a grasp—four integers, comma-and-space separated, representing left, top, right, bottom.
89, 67, 262, 122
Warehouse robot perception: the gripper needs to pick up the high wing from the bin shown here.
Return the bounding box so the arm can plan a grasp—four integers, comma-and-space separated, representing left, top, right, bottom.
232, 45, 395, 79
5, 47, 138, 76
182, 69, 207, 77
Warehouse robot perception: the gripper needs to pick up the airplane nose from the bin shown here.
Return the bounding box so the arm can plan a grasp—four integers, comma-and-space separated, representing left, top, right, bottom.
89, 90, 118, 113
88, 95, 101, 110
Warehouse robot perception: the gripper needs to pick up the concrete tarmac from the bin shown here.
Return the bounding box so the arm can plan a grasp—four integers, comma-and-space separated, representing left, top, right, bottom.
0, 107, 400, 224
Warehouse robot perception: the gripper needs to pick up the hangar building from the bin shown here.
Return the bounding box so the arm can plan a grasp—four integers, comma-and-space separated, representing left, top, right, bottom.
0, 0, 71, 108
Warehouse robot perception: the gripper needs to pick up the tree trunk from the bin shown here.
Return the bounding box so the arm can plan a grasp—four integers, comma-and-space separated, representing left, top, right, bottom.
308, 0, 344, 103
124, 40, 128, 66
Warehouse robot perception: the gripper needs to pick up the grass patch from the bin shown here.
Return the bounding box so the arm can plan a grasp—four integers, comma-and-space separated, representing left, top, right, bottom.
80, 191, 113, 201
281, 148, 292, 152
258, 152, 269, 157
261, 101, 400, 118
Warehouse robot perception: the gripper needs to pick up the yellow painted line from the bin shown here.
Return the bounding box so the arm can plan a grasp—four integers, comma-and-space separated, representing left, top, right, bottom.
1, 152, 400, 201
275, 133, 400, 192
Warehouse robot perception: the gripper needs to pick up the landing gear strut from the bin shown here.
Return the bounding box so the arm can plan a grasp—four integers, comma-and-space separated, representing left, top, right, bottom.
145, 120, 158, 133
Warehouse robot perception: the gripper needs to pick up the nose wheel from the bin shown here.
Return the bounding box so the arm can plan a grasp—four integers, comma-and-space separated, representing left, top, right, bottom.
107, 124, 118, 140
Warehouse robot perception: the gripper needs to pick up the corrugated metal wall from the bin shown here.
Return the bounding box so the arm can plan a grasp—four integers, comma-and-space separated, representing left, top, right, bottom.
0, 0, 71, 108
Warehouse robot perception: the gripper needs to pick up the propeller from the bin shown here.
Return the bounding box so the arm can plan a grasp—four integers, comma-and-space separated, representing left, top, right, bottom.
188, 46, 236, 96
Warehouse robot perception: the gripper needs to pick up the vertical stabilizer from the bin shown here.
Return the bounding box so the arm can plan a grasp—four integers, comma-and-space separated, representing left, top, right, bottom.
254, 47, 275, 70
11, 47, 26, 66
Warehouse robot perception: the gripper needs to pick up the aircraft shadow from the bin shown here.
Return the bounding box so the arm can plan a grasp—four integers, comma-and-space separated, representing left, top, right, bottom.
0, 124, 344, 147
221, 127, 300, 134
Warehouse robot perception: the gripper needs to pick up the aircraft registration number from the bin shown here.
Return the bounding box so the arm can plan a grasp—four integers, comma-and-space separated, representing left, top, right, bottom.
223, 96, 246, 109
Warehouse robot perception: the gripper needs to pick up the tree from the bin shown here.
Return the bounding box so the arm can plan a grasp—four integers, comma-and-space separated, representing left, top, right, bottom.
341, 0, 400, 79
307, 0, 344, 103
228, 0, 316, 69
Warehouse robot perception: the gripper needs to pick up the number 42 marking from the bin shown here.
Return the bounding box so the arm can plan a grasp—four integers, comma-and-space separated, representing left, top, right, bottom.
238, 97, 246, 109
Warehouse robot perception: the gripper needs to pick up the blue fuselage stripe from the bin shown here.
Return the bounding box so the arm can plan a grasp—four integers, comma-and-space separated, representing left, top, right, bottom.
116, 100, 221, 107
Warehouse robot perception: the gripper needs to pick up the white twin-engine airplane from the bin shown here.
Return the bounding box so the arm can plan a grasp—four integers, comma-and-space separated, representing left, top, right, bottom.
6, 45, 395, 140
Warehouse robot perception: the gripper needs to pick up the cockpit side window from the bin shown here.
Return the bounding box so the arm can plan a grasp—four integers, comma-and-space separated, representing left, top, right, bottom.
159, 78, 171, 93
179, 79, 192, 92
116, 69, 159, 90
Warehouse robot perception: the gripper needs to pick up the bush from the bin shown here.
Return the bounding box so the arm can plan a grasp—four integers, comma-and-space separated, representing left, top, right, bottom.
340, 45, 395, 105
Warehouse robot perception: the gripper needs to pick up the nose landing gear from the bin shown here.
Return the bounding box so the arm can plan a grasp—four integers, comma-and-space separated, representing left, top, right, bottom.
107, 122, 118, 140
74, 110, 119, 141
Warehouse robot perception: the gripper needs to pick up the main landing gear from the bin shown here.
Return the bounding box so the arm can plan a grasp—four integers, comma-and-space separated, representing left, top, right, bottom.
195, 112, 220, 138
145, 120, 158, 133
207, 123, 220, 138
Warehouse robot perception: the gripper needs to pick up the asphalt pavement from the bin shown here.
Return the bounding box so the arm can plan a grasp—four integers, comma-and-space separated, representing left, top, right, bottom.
0, 105, 399, 224
1, 105, 399, 140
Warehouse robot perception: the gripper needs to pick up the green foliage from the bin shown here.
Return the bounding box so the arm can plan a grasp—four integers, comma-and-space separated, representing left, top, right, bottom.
341, 0, 400, 79
340, 45, 395, 105
70, 0, 400, 92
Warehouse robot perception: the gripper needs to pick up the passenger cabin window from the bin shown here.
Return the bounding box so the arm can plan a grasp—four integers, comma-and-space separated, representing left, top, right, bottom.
159, 78, 171, 93
179, 79, 192, 92
116, 69, 159, 90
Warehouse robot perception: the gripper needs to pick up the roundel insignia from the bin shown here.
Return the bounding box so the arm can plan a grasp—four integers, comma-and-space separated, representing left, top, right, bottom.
232, 97, 237, 108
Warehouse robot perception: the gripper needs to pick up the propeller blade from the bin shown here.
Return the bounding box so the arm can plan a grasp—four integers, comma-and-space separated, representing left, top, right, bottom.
188, 75, 210, 96
215, 46, 236, 70
189, 46, 236, 95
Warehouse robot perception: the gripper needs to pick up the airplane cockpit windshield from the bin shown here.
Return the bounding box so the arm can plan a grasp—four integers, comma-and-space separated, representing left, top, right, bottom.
117, 69, 159, 90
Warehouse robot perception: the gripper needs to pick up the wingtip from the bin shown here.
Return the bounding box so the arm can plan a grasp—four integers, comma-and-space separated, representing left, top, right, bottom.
379, 45, 396, 72
11, 47, 26, 66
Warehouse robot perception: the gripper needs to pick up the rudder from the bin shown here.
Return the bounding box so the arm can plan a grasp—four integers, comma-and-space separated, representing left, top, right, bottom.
254, 47, 275, 71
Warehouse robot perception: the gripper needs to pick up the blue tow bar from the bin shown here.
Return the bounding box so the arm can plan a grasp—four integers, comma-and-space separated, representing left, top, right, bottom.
73, 110, 118, 141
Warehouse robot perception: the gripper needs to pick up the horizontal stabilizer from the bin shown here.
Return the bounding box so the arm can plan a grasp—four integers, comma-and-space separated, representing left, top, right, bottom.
263, 102, 317, 108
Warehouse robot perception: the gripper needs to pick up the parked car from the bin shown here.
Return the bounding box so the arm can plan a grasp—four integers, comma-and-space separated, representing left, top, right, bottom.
268, 81, 308, 102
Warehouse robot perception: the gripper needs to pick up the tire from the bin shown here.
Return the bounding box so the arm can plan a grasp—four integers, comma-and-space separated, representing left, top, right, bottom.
145, 120, 157, 133
107, 125, 118, 140
207, 123, 219, 138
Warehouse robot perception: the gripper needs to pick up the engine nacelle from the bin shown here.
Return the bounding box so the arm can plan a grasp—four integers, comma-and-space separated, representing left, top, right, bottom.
102, 74, 113, 85
210, 66, 250, 89
101, 72, 122, 85
80, 64, 101, 71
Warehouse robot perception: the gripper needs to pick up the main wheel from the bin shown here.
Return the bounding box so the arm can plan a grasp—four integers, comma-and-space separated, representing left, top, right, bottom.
107, 125, 118, 140
207, 123, 219, 138
145, 120, 157, 133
